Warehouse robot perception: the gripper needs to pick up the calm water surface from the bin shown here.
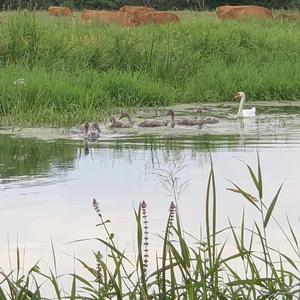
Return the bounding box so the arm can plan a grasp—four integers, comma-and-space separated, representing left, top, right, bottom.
1, 105, 300, 274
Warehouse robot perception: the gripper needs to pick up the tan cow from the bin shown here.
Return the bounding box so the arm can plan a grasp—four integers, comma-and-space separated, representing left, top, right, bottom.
81, 10, 136, 26
124, 10, 154, 25
118, 6, 156, 26
119, 5, 155, 13
81, 9, 100, 22
48, 6, 71, 16
277, 13, 300, 22
151, 12, 179, 24
216, 5, 273, 20
129, 11, 179, 26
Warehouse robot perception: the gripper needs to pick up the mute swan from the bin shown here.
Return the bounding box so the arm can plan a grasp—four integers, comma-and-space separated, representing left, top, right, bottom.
234, 92, 256, 118
166, 109, 203, 128
84, 121, 101, 140
119, 112, 168, 127
197, 108, 219, 124
107, 116, 131, 128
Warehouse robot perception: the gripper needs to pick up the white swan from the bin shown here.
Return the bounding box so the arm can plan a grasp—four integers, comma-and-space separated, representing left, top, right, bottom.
234, 92, 256, 118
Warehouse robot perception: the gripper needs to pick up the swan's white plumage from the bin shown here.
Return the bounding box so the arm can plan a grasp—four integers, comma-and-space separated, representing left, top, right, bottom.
235, 92, 256, 118
242, 107, 256, 117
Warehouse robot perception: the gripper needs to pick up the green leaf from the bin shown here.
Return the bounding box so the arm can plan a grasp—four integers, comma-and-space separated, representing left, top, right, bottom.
50, 271, 61, 300
264, 184, 283, 228
257, 151, 263, 199
0, 287, 7, 300
71, 274, 76, 300
281, 253, 298, 271
227, 181, 259, 210
245, 163, 260, 195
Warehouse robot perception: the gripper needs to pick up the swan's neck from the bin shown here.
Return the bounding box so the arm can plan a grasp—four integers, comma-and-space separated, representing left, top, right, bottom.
237, 95, 246, 117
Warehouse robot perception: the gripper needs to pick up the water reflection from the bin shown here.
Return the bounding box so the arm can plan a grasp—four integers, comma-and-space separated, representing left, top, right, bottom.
0, 136, 76, 182
1, 110, 300, 276
0, 114, 300, 186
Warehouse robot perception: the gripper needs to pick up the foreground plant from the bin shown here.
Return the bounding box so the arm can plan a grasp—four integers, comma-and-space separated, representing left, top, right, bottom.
0, 154, 300, 299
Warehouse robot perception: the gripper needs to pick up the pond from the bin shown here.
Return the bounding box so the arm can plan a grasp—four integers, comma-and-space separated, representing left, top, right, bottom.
1, 102, 300, 276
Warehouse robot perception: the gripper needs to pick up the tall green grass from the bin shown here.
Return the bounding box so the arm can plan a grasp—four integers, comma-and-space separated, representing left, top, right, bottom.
1, 155, 300, 298
0, 11, 299, 125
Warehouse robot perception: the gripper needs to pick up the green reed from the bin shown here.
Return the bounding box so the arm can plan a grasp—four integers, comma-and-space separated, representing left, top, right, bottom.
0, 10, 299, 125
1, 154, 300, 298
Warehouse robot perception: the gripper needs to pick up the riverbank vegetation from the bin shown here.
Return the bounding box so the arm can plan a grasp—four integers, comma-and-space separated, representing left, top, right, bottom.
1, 156, 300, 298
0, 11, 299, 125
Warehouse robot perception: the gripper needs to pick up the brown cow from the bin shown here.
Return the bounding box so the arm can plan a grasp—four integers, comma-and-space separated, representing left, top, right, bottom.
81, 9, 100, 22
216, 5, 273, 20
48, 6, 71, 16
124, 10, 154, 25
130, 11, 179, 26
118, 6, 156, 26
81, 10, 136, 26
151, 12, 179, 24
119, 5, 155, 13
277, 13, 300, 22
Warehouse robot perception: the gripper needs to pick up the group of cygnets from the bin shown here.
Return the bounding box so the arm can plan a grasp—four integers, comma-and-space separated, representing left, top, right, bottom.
83, 91, 254, 140
82, 107, 219, 140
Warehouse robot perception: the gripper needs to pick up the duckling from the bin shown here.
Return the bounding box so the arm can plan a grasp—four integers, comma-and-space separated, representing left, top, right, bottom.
107, 116, 131, 128
166, 109, 203, 128
137, 119, 168, 127
197, 108, 219, 124
118, 112, 134, 127
84, 121, 101, 141
119, 112, 168, 128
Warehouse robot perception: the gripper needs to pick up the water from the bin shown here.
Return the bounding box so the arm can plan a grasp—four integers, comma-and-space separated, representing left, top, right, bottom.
1, 103, 300, 277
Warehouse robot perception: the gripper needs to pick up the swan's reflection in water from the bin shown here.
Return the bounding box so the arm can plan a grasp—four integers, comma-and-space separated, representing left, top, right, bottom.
237, 117, 257, 147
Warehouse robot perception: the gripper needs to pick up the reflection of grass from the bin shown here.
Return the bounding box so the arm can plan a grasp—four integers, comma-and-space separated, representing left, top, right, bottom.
0, 134, 241, 181
0, 11, 299, 125
98, 134, 258, 152
0, 135, 76, 179
1, 155, 300, 298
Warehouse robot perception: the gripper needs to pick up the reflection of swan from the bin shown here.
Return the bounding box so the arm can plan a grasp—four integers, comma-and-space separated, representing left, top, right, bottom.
234, 92, 256, 118
238, 118, 245, 147
197, 108, 219, 124
166, 109, 202, 128
84, 121, 101, 141
119, 112, 168, 128
237, 116, 258, 147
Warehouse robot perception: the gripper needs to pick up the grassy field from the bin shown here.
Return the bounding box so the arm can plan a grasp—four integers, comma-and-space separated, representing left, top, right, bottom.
0, 10, 299, 125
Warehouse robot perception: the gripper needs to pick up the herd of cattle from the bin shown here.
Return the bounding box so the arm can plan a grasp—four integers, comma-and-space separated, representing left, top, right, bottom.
48, 5, 300, 26
48, 5, 179, 26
